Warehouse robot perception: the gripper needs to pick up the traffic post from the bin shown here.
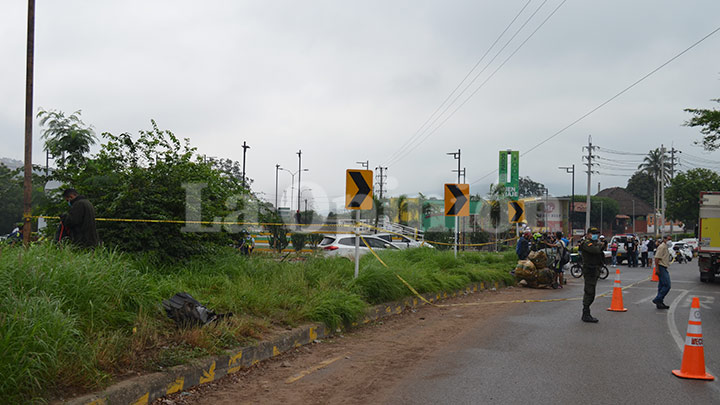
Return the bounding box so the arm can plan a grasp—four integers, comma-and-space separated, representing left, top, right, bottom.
445, 183, 469, 258
346, 169, 373, 278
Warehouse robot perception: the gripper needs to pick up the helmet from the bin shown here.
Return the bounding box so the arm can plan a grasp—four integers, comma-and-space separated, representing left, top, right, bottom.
533, 233, 542, 240
587, 227, 599, 234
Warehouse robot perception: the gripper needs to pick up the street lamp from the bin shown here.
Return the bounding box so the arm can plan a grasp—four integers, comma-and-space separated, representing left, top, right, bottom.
280, 167, 308, 211
559, 165, 575, 245
275, 164, 281, 211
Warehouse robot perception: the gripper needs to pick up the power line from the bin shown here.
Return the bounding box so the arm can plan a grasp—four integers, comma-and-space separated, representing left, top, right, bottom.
387, 0, 567, 167
379, 0, 534, 167
470, 23, 720, 185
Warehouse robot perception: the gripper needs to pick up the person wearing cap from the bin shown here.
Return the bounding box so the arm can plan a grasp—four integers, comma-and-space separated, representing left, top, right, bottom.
578, 227, 606, 322
653, 235, 673, 309
516, 230, 532, 260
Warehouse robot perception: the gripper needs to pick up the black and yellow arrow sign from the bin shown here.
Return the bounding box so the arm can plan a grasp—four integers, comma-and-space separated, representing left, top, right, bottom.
346, 169, 373, 210
508, 200, 525, 223
444, 183, 469, 217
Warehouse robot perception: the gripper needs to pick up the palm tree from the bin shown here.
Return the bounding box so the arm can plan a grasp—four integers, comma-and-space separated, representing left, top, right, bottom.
396, 194, 409, 226
37, 109, 96, 169
372, 194, 385, 230
638, 148, 672, 214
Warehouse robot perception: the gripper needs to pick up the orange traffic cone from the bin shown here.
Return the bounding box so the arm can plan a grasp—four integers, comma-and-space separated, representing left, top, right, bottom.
651, 265, 659, 282
672, 297, 715, 380
607, 269, 627, 312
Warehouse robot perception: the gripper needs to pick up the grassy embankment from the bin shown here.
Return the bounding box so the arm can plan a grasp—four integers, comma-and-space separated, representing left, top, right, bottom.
0, 244, 515, 403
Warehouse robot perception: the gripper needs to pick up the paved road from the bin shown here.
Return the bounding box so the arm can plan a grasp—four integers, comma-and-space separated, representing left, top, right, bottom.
383, 261, 720, 404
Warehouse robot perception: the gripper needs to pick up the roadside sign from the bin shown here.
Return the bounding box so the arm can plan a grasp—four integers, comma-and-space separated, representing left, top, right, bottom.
499, 150, 520, 200
508, 200, 525, 223
444, 183, 469, 217
573, 229, 585, 236
345, 169, 373, 210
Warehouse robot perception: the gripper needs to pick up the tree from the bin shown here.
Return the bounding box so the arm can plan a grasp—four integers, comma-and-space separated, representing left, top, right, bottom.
625, 171, 655, 207
638, 148, 672, 212
396, 194, 408, 225
518, 176, 546, 198
665, 168, 720, 230
0, 164, 22, 233
37, 109, 96, 170
685, 98, 720, 151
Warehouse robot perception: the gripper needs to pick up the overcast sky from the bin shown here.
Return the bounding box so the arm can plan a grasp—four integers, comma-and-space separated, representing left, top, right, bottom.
2, 1, 720, 214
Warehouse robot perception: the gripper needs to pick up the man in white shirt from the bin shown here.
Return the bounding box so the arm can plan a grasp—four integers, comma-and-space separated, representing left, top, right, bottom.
640, 237, 649, 267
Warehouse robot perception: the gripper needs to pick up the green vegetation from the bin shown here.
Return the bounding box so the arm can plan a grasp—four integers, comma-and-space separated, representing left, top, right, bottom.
0, 245, 515, 402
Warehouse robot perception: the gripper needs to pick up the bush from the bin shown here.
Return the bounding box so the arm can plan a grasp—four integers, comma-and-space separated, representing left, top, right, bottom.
290, 233, 308, 252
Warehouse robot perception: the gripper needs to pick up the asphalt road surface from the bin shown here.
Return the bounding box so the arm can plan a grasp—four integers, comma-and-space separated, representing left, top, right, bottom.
383, 260, 720, 404
169, 259, 720, 404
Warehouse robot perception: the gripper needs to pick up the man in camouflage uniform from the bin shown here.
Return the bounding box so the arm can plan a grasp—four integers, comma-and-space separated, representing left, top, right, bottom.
579, 227, 606, 323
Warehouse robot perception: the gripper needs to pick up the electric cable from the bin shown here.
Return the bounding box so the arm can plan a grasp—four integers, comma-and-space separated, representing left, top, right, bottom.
385, 0, 567, 168
469, 24, 720, 185
379, 0, 535, 167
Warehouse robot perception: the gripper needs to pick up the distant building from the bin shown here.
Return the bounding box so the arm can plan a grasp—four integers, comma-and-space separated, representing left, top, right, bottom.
596, 187, 652, 234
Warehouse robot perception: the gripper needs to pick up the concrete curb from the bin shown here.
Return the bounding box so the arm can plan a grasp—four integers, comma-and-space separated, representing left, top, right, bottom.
65, 280, 507, 405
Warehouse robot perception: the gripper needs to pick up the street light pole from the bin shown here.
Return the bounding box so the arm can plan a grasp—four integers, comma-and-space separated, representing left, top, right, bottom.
275, 164, 281, 211
241, 141, 250, 190
559, 165, 575, 244
297, 150, 302, 222
447, 149, 461, 257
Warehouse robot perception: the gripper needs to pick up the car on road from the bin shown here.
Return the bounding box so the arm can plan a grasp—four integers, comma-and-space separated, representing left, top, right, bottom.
319, 234, 399, 258
608, 234, 637, 264
374, 233, 433, 249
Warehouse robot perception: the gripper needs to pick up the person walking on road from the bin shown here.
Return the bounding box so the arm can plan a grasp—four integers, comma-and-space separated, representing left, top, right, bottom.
610, 239, 618, 266
579, 227, 606, 323
61, 188, 99, 248
653, 235, 673, 309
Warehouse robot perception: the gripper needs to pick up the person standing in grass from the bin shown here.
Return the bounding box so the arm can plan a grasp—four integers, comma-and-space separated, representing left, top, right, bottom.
61, 188, 99, 248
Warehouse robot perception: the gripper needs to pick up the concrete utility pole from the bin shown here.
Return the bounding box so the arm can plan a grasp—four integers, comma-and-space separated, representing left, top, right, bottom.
241, 141, 250, 190
375, 166, 387, 199
660, 144, 666, 238
669, 146, 679, 236
22, 0, 35, 246
582, 136, 597, 231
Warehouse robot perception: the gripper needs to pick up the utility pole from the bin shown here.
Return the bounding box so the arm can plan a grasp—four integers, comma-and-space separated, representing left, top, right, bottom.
660, 144, 666, 238
375, 166, 387, 199
669, 146, 679, 236
22, 0, 36, 246
582, 136, 597, 231
447, 149, 461, 257
241, 141, 250, 190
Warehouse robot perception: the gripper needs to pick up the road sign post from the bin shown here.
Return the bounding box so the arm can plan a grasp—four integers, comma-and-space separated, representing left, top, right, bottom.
445, 183, 469, 258
346, 169, 373, 278
499, 150, 520, 200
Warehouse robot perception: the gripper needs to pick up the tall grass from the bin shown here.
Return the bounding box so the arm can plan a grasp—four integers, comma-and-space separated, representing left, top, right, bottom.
0, 244, 515, 402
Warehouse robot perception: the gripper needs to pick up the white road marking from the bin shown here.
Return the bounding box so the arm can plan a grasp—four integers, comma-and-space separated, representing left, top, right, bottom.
667, 291, 718, 390
634, 294, 657, 305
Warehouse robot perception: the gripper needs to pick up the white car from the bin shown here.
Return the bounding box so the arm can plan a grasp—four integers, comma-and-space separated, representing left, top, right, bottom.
319, 234, 399, 258
374, 233, 433, 249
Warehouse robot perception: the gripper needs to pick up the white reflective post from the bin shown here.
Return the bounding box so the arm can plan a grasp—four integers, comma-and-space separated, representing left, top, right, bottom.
354, 210, 360, 278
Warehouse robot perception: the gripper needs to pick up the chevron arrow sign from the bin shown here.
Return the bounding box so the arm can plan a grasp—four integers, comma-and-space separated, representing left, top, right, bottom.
444, 183, 469, 217
346, 169, 373, 210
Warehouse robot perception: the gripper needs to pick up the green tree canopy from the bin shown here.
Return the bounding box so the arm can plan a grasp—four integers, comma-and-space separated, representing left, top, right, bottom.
37, 109, 96, 170
685, 98, 720, 151
518, 176, 546, 198
665, 168, 720, 230
626, 171, 655, 207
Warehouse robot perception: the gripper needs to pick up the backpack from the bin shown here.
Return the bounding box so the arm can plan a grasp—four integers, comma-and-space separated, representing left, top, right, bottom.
162, 292, 230, 328
559, 240, 570, 265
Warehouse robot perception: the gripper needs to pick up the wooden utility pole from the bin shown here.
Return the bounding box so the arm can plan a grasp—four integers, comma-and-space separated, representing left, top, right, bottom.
22, 0, 36, 246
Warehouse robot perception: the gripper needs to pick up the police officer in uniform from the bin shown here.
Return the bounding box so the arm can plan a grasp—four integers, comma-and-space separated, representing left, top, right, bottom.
579, 227, 606, 323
